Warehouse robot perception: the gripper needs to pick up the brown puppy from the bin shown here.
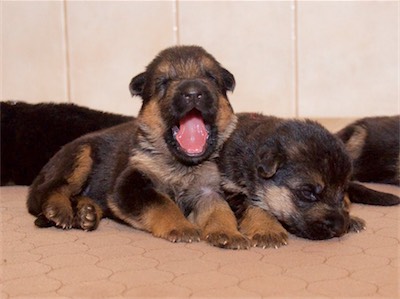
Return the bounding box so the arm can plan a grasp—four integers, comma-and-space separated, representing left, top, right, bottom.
336, 116, 400, 185
27, 46, 249, 249
218, 113, 398, 248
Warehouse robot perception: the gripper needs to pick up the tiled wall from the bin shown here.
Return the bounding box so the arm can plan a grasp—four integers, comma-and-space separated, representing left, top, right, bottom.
2, 1, 398, 117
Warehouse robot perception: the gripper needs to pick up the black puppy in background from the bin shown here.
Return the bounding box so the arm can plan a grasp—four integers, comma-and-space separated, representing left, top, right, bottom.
336, 116, 399, 185
1, 101, 132, 185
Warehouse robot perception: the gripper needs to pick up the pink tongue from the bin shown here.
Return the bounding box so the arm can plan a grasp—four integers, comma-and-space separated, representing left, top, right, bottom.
176, 110, 208, 155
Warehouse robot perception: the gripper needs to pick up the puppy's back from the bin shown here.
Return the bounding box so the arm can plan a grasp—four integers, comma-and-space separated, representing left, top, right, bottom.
336, 116, 400, 185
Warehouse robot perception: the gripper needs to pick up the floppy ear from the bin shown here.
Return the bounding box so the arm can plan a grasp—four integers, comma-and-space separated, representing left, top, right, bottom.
221, 68, 235, 92
256, 143, 283, 179
129, 72, 146, 97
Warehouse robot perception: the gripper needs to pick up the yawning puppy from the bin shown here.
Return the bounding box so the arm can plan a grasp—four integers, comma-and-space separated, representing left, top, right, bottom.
27, 46, 249, 249
218, 113, 398, 248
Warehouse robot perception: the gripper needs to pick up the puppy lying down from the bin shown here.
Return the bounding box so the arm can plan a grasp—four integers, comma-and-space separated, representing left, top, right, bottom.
336, 115, 399, 185
218, 113, 399, 248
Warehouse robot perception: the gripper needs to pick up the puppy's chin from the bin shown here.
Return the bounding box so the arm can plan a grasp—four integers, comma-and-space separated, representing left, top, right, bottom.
283, 211, 350, 240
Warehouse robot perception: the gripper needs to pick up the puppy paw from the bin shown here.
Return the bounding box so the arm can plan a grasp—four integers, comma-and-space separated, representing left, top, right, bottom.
250, 231, 288, 249
74, 203, 100, 231
348, 216, 366, 233
161, 226, 201, 243
43, 203, 73, 229
205, 232, 250, 250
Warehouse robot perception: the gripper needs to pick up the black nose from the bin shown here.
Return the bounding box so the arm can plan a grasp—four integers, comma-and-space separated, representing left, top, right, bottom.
180, 81, 204, 103
183, 89, 203, 101
324, 212, 349, 237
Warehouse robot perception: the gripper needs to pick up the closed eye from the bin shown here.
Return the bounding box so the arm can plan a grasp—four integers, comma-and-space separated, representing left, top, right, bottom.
299, 184, 323, 202
156, 77, 170, 89
300, 189, 318, 202
205, 71, 217, 83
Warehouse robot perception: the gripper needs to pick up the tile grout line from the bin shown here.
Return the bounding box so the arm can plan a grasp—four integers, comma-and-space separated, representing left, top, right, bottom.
62, 0, 71, 103
291, 0, 299, 118
173, 0, 180, 46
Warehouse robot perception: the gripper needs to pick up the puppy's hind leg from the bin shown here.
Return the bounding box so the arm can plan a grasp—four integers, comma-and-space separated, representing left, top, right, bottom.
28, 144, 93, 230
109, 168, 201, 243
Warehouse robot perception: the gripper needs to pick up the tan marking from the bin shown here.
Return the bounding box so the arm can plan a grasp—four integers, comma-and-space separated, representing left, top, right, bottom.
142, 200, 198, 239
216, 98, 237, 149
67, 145, 93, 194
43, 190, 73, 227
107, 200, 143, 230
239, 205, 287, 240
108, 194, 197, 241
138, 100, 166, 142
76, 196, 103, 220
156, 61, 172, 76
191, 196, 240, 238
344, 194, 351, 211
255, 185, 296, 221
45, 191, 71, 211
344, 126, 367, 160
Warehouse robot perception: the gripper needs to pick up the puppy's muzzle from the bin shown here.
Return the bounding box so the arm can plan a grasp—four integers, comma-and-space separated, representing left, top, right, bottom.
313, 211, 350, 239
175, 80, 215, 117
180, 80, 205, 104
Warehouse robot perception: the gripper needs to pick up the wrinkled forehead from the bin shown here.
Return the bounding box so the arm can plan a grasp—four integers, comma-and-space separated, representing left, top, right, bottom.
286, 154, 351, 190
285, 168, 325, 190
152, 55, 218, 78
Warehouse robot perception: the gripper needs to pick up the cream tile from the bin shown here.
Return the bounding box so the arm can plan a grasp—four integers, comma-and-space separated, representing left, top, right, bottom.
2, 261, 51, 282
41, 253, 98, 269
2, 1, 67, 102
58, 280, 126, 298
179, 1, 295, 116
126, 282, 191, 298
240, 275, 307, 297
173, 270, 238, 292
307, 277, 377, 297
66, 1, 176, 116
2, 184, 400, 299
48, 265, 112, 284
297, 1, 399, 117
326, 254, 390, 272
109, 268, 174, 289
1, 275, 61, 297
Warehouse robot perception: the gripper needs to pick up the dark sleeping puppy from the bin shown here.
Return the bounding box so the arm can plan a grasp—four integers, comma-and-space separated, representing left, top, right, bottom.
1, 101, 133, 186
27, 46, 250, 249
218, 113, 399, 248
336, 116, 400, 185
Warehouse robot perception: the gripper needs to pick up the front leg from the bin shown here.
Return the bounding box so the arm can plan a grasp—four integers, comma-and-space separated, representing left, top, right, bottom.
190, 193, 250, 250
239, 205, 288, 249
108, 167, 200, 243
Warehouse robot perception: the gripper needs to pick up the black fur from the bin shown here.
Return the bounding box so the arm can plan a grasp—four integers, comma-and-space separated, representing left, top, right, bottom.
336, 116, 400, 185
27, 46, 248, 249
1, 101, 132, 186
219, 113, 398, 244
348, 182, 399, 206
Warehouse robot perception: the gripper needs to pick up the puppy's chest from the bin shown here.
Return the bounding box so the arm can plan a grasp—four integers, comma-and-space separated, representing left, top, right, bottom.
130, 152, 221, 203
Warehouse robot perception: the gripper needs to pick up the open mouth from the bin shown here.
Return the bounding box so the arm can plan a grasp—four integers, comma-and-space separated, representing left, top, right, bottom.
172, 109, 210, 156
